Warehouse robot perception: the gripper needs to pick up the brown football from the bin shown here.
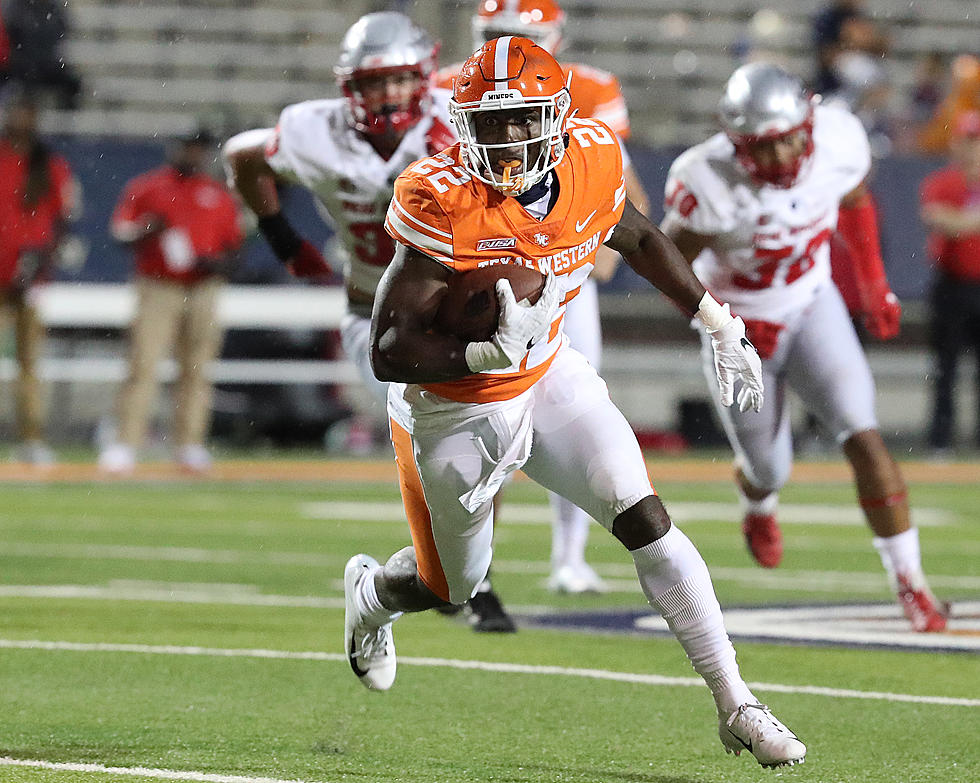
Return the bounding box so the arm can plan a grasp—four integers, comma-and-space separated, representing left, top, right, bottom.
435, 264, 546, 342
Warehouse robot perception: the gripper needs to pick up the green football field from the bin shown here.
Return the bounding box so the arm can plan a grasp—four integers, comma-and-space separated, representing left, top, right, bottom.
0, 456, 977, 783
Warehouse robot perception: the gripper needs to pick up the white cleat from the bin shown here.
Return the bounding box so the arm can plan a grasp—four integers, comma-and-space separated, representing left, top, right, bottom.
720, 703, 807, 769
343, 554, 396, 691
547, 563, 608, 594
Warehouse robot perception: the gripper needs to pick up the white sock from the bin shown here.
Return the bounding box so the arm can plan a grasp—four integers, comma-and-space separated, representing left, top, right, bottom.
737, 487, 778, 517
873, 527, 924, 589
355, 565, 401, 627
549, 491, 590, 570
631, 525, 754, 714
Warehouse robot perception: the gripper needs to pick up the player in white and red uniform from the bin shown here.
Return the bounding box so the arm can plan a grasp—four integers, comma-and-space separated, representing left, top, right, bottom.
661, 62, 948, 633
224, 12, 515, 633
434, 0, 651, 594
342, 37, 806, 770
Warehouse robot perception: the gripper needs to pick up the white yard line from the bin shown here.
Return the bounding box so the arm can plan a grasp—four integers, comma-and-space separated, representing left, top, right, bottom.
298, 500, 954, 526
0, 756, 318, 783
0, 638, 976, 708
0, 584, 346, 609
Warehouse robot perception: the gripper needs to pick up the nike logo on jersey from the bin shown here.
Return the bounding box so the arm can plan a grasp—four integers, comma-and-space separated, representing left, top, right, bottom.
575, 210, 597, 232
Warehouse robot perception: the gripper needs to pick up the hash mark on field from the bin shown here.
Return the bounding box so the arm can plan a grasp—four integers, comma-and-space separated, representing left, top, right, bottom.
0, 638, 976, 708
0, 756, 317, 782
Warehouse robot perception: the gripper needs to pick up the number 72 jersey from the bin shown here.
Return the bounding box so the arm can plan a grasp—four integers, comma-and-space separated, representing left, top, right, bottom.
661, 102, 871, 323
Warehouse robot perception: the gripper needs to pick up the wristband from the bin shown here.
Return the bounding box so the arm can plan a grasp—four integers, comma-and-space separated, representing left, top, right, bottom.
694, 292, 732, 332
257, 213, 301, 262
464, 340, 509, 373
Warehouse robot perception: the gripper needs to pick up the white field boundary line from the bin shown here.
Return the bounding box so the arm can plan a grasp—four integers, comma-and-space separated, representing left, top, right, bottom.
298, 501, 954, 527
0, 756, 317, 783
0, 638, 977, 708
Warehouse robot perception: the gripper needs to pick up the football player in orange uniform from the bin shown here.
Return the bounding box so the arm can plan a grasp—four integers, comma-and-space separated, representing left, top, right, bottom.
343, 37, 806, 770
434, 0, 651, 594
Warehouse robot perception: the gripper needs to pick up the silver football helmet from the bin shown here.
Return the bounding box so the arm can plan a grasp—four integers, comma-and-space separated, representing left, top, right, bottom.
718, 62, 815, 188
334, 12, 438, 136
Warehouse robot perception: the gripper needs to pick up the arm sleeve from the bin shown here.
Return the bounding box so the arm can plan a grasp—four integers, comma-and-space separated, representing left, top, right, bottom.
384, 173, 456, 268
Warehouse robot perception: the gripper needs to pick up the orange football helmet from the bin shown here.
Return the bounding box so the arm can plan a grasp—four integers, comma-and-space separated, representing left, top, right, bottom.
472, 0, 565, 55
449, 36, 571, 196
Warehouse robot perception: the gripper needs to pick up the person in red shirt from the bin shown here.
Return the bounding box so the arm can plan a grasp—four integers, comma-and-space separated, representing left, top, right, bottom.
920, 110, 980, 451
0, 93, 78, 465
99, 130, 243, 474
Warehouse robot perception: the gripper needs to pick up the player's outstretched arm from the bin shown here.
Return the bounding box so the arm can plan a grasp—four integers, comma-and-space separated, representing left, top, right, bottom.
370, 244, 474, 384
610, 199, 764, 412
222, 131, 330, 279
606, 199, 708, 313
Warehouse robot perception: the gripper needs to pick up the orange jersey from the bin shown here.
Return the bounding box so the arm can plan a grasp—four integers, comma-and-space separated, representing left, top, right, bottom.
385, 117, 626, 404
434, 61, 630, 140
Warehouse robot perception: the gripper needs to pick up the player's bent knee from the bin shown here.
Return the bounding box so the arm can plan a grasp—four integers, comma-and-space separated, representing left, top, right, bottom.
611, 495, 672, 551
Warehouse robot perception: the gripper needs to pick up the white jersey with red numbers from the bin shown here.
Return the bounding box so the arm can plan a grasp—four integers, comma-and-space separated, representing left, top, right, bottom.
385, 117, 626, 404
264, 89, 455, 299
662, 102, 870, 324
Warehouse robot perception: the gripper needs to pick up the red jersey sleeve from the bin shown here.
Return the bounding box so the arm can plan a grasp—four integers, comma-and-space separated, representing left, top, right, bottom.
49, 156, 76, 219
920, 168, 961, 208
111, 175, 151, 229
218, 191, 244, 250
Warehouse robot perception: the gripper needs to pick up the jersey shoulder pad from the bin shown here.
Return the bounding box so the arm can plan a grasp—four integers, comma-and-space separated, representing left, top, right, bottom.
432, 65, 461, 92
266, 99, 344, 180
664, 135, 738, 234
812, 101, 870, 189
385, 154, 460, 266
428, 86, 455, 127
565, 62, 630, 138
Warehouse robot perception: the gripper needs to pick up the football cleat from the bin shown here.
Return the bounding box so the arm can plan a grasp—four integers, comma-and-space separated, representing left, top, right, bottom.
547, 563, 608, 594
896, 572, 949, 633
742, 512, 783, 568
344, 554, 397, 690
721, 703, 807, 769
466, 585, 516, 633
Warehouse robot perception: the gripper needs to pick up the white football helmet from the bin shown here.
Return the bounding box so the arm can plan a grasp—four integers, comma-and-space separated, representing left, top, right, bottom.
719, 62, 815, 188
334, 12, 438, 136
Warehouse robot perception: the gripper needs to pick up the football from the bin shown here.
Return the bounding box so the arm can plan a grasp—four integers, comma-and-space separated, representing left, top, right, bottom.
435, 264, 546, 342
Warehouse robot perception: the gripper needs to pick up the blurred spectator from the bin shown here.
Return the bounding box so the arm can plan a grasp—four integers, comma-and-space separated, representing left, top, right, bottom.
910, 51, 947, 127
0, 92, 78, 465
3, 0, 81, 109
918, 54, 980, 155
812, 0, 888, 96
919, 111, 980, 452
892, 51, 947, 154
99, 130, 243, 475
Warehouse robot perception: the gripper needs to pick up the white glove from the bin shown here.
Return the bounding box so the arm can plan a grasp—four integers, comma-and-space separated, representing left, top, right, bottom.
704, 303, 765, 413
465, 271, 559, 372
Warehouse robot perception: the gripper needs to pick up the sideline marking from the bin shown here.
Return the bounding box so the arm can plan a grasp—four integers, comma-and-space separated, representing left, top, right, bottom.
299, 500, 953, 526
0, 638, 977, 707
0, 756, 317, 783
